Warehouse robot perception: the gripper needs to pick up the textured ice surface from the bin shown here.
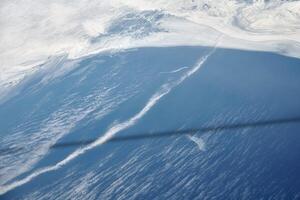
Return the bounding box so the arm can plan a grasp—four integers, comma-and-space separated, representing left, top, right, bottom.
1, 0, 300, 98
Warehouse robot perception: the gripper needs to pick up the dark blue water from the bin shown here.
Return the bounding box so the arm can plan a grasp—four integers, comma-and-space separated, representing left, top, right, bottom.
1, 46, 300, 199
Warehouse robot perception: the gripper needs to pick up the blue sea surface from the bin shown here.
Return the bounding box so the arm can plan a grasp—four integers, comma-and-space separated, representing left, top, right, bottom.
1, 46, 300, 199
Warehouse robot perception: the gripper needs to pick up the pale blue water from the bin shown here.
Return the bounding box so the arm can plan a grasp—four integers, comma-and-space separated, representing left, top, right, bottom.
1, 46, 300, 199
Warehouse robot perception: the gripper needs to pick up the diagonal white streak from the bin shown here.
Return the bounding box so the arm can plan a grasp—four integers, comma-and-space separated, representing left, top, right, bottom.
0, 47, 216, 195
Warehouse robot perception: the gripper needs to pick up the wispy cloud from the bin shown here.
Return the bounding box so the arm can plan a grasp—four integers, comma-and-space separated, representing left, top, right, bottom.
1, 0, 300, 98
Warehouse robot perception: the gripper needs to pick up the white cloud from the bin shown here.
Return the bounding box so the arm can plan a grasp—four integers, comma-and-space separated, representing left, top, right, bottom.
0, 0, 300, 98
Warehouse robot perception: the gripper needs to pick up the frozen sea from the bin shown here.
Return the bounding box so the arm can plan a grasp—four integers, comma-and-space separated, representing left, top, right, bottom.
1, 46, 300, 199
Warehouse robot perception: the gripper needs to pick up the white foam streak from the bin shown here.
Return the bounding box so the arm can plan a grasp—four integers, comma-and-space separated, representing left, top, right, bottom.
0, 47, 214, 195
160, 67, 189, 74
188, 135, 206, 151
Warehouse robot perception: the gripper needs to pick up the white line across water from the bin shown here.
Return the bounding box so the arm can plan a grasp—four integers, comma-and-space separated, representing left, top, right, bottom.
0, 47, 216, 195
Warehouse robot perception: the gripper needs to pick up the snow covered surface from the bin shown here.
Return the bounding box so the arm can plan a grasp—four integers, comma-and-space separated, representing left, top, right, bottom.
1, 0, 300, 98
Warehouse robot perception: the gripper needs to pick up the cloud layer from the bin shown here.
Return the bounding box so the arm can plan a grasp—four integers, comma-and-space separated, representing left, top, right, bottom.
1, 0, 300, 97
